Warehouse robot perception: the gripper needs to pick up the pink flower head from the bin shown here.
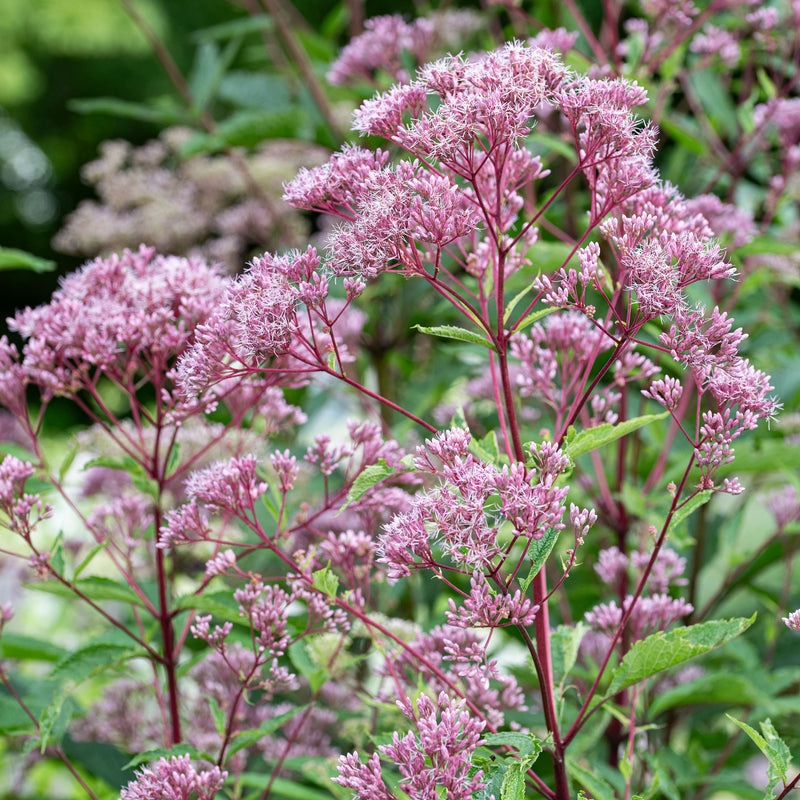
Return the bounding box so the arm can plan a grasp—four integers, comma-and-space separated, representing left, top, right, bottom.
119, 754, 227, 800
8, 246, 227, 398
185, 455, 267, 516
334, 692, 485, 800
783, 609, 800, 632
327, 15, 435, 86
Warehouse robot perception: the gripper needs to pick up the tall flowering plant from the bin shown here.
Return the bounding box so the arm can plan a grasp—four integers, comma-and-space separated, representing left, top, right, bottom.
0, 37, 788, 800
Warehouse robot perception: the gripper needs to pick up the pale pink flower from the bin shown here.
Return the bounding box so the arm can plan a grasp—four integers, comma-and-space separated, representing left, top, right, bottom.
782, 609, 800, 632
119, 754, 226, 800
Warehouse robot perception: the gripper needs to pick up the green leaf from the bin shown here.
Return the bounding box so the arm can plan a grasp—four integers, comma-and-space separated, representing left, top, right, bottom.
522, 527, 561, 591
0, 247, 55, 273
226, 706, 306, 759
551, 622, 589, 687
412, 324, 495, 350
650, 672, 761, 717
503, 283, 536, 324
189, 37, 241, 113
50, 530, 65, 575
192, 14, 275, 41
38, 686, 73, 752
483, 731, 543, 757
123, 743, 212, 771
205, 694, 227, 737
72, 539, 108, 581
608, 614, 756, 695
68, 97, 185, 126
727, 716, 791, 793
470, 431, 501, 465
568, 760, 617, 800
0, 693, 38, 734
49, 632, 138, 684
0, 634, 67, 662
666, 490, 713, 540
58, 441, 79, 483
565, 412, 669, 460
238, 773, 335, 800
176, 590, 242, 623
658, 115, 706, 156
287, 641, 329, 693
26, 575, 145, 606
528, 131, 579, 162
165, 443, 182, 479
214, 108, 304, 147
218, 72, 290, 111
687, 70, 739, 140
733, 237, 800, 257
343, 461, 395, 509
716, 440, 800, 475
83, 455, 159, 501
500, 762, 525, 800
311, 564, 339, 600
514, 305, 558, 333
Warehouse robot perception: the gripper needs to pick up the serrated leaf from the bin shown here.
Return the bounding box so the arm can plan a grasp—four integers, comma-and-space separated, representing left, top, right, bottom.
500, 762, 525, 800
123, 743, 211, 771
0, 694, 37, 734
565, 412, 669, 460
568, 760, 617, 800
311, 564, 339, 600
666, 490, 713, 539
727, 716, 791, 790
38, 687, 71, 752
522, 526, 561, 590
226, 706, 306, 759
49, 634, 138, 684
483, 731, 543, 756
608, 614, 756, 695
551, 622, 589, 687
342, 461, 395, 510
0, 634, 67, 662
514, 305, 558, 333
26, 576, 145, 606
412, 324, 495, 350
0, 247, 55, 273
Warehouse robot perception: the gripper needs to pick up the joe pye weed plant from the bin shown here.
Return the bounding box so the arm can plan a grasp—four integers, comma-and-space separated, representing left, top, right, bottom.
0, 25, 797, 800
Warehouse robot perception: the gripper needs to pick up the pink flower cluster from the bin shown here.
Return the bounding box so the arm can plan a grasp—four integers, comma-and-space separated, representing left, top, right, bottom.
334, 692, 485, 800
378, 429, 584, 579
6, 246, 227, 400
119, 755, 226, 800
0, 455, 52, 538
